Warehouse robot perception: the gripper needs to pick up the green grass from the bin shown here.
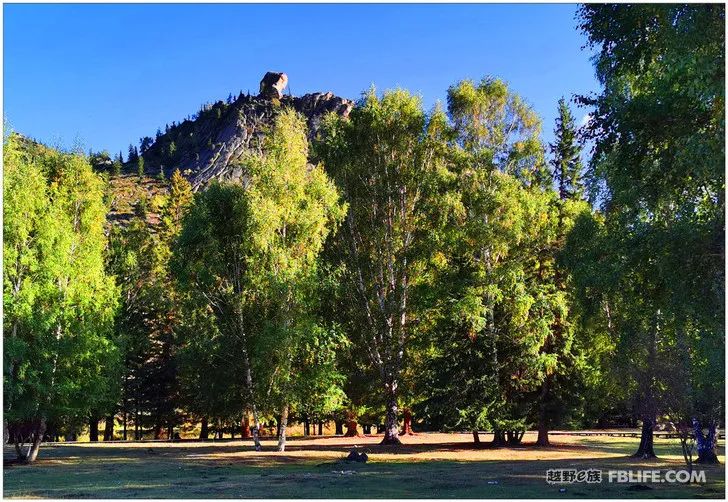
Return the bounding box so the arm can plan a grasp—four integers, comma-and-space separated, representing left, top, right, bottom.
3, 434, 725, 498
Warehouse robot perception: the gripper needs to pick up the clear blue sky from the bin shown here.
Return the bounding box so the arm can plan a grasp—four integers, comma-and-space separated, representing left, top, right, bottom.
4, 3, 599, 157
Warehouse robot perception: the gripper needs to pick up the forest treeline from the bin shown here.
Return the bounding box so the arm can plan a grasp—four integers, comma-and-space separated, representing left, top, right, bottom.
4, 4, 724, 464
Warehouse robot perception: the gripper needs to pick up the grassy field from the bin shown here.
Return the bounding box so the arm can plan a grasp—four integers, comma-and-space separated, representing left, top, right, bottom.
3, 432, 725, 498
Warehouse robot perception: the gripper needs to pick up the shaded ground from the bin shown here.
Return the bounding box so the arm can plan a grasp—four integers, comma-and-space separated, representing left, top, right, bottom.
3, 432, 725, 498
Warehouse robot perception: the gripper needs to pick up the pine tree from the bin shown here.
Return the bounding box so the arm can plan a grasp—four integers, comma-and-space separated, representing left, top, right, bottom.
549, 98, 583, 201
128, 144, 138, 164
161, 170, 193, 240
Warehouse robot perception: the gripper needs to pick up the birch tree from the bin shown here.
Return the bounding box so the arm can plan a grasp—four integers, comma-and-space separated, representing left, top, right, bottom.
317, 89, 453, 444
4, 134, 119, 462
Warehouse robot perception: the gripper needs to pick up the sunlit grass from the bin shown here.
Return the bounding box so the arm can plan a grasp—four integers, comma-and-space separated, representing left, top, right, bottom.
3, 432, 725, 498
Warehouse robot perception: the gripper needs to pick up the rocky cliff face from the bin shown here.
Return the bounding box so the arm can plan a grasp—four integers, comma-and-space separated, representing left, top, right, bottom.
137, 72, 353, 190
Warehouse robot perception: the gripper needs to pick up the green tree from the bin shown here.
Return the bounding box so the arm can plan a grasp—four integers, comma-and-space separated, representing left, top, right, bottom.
89, 150, 112, 172
137, 156, 145, 179
112, 157, 122, 176
127, 144, 138, 164
241, 109, 346, 450
317, 89, 453, 444
528, 97, 592, 446
139, 136, 153, 154
549, 98, 583, 201
167, 141, 177, 161
107, 168, 194, 441
173, 183, 259, 444
576, 3, 724, 459
161, 170, 194, 240
417, 78, 564, 446
3, 134, 119, 462
447, 77, 547, 186
175, 110, 345, 451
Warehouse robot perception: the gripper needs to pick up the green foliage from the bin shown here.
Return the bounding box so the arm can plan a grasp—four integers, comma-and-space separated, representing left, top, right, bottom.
174, 110, 346, 446
140, 136, 153, 155
106, 170, 194, 439
317, 88, 454, 440
413, 77, 599, 441
447, 77, 547, 186
3, 134, 120, 439
89, 150, 112, 172
243, 108, 347, 424
549, 98, 583, 200
6, 15, 722, 446
575, 3, 724, 432
127, 144, 138, 164
137, 156, 145, 179
161, 170, 194, 240
134, 194, 149, 219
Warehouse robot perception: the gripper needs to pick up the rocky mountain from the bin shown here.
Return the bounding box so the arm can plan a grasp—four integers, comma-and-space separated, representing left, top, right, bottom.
132, 72, 353, 190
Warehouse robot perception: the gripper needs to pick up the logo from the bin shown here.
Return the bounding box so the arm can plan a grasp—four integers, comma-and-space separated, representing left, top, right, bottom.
546, 469, 602, 484
546, 469, 706, 484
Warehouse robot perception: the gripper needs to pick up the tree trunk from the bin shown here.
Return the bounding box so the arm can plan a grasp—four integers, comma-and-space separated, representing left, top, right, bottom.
250, 405, 262, 451
199, 417, 209, 440
153, 424, 163, 440
507, 430, 524, 445
694, 419, 720, 464
89, 416, 99, 442
303, 417, 310, 436
362, 424, 372, 434
15, 419, 46, 464
335, 420, 344, 435
536, 377, 550, 446
401, 408, 414, 435
633, 417, 657, 459
491, 429, 506, 446
318, 422, 323, 435
135, 400, 140, 440
633, 320, 658, 459
241, 415, 251, 438
472, 430, 481, 445
241, 314, 261, 451
344, 411, 359, 437
381, 391, 402, 445
243, 352, 262, 450
123, 409, 128, 441
103, 416, 115, 441
536, 420, 550, 446
277, 404, 289, 452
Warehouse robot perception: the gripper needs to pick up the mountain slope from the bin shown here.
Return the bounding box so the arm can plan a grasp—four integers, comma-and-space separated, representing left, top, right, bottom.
130, 72, 353, 190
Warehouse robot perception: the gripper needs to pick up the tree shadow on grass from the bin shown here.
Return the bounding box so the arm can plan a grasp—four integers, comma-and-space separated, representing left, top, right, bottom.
6, 433, 728, 500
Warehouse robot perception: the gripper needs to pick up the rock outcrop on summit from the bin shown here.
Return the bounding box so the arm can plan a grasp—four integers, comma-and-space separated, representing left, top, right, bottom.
259, 72, 289, 99
136, 73, 353, 190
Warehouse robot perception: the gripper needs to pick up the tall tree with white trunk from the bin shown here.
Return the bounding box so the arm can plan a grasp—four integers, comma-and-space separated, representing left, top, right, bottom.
317, 89, 453, 444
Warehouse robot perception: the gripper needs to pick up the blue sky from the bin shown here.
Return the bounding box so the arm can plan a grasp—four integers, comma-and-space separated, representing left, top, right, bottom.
4, 3, 599, 157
